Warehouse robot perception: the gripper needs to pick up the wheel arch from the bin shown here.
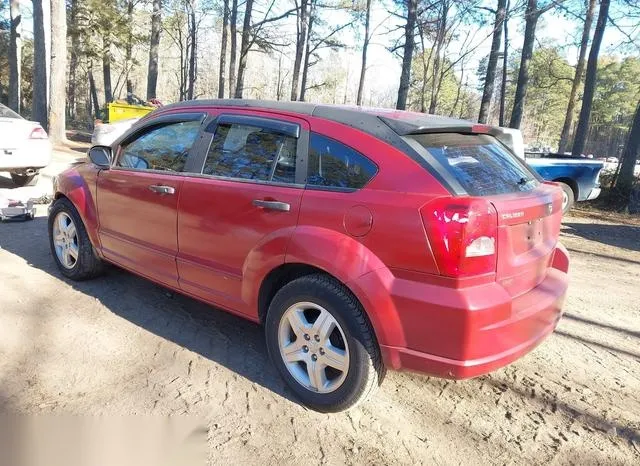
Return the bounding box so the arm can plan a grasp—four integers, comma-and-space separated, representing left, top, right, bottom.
53, 168, 102, 250
553, 177, 579, 200
256, 226, 404, 350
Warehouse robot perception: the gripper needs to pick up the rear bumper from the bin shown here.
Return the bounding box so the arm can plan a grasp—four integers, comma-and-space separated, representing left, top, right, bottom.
0, 141, 52, 170
378, 245, 569, 380
586, 187, 601, 201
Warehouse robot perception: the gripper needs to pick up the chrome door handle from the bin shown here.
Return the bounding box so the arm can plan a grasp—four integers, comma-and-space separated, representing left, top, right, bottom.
252, 199, 291, 212
148, 184, 176, 195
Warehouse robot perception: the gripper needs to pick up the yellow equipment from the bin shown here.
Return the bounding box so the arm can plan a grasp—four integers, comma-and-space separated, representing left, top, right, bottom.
106, 101, 155, 123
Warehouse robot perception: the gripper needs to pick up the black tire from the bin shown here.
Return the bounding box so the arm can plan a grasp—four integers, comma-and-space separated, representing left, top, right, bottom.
558, 182, 575, 214
265, 274, 385, 412
10, 172, 39, 187
48, 197, 105, 280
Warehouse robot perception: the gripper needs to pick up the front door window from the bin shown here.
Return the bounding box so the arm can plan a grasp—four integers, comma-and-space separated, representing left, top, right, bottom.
117, 121, 202, 172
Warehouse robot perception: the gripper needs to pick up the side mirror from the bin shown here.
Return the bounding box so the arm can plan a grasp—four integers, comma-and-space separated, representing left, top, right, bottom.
88, 146, 112, 169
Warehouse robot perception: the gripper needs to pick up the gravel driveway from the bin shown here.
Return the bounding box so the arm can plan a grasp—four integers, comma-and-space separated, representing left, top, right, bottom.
1, 160, 639, 464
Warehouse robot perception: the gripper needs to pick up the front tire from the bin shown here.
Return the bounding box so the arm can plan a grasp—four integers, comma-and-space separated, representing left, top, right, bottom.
10, 172, 39, 187
48, 198, 104, 280
265, 274, 384, 412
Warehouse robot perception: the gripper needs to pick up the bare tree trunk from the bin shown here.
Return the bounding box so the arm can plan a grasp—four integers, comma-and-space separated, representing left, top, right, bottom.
32, 0, 50, 129
299, 0, 315, 102
124, 0, 134, 91
572, 0, 610, 157
509, 0, 539, 129
356, 0, 372, 106
291, 0, 308, 101
499, 0, 509, 127
48, 0, 67, 144
187, 0, 197, 100
229, 0, 238, 97
235, 0, 253, 98
418, 24, 434, 113
451, 61, 464, 117
396, 0, 417, 110
9, 0, 22, 113
103, 36, 113, 104
428, 1, 449, 114
88, 68, 100, 119
218, 0, 229, 98
557, 0, 595, 153
613, 100, 640, 197
276, 54, 284, 101
478, 0, 506, 124
147, 0, 162, 100
68, 0, 79, 119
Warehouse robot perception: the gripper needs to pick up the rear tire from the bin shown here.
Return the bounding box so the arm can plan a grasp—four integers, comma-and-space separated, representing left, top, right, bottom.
48, 197, 105, 280
265, 274, 385, 412
558, 182, 575, 214
10, 172, 39, 187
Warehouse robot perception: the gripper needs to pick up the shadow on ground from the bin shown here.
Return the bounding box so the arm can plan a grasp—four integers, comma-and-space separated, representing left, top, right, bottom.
562, 222, 640, 252
2, 214, 639, 447
0, 174, 19, 190
0, 216, 298, 406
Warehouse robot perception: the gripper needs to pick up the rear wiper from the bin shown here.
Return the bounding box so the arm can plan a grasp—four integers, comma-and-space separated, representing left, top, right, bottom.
517, 177, 531, 185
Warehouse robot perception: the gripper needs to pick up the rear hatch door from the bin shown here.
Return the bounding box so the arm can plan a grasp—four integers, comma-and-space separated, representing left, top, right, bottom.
487, 183, 563, 297
404, 131, 564, 296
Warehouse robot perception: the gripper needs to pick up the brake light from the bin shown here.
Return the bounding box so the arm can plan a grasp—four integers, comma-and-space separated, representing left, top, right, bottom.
421, 197, 498, 277
29, 126, 48, 139
471, 124, 492, 134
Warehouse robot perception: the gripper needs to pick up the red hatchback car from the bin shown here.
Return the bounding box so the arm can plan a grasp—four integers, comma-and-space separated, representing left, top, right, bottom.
49, 100, 569, 412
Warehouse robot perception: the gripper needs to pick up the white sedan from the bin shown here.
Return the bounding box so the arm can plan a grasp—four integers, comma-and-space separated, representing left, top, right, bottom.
0, 103, 52, 186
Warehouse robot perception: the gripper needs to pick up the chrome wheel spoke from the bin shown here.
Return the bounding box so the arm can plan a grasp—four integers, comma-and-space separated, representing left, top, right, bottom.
66, 222, 76, 238
57, 214, 68, 233
67, 244, 79, 260
282, 341, 305, 363
307, 359, 327, 392
63, 249, 73, 267
313, 310, 336, 343
322, 345, 348, 372
287, 309, 309, 338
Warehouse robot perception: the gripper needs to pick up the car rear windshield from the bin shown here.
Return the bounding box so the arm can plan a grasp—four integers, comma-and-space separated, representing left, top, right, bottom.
0, 104, 23, 119
407, 133, 539, 196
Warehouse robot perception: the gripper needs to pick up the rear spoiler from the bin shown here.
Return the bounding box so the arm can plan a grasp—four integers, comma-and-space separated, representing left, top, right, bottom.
379, 116, 526, 160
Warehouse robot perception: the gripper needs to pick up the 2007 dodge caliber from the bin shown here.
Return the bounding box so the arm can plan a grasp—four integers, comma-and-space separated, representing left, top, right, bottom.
49, 100, 569, 412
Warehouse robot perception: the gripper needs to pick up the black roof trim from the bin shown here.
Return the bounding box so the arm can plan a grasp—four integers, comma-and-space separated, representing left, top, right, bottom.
156, 99, 475, 133
158, 99, 318, 116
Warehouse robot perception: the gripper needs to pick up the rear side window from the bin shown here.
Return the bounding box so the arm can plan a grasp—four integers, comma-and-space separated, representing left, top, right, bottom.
0, 103, 23, 119
203, 123, 297, 183
307, 133, 377, 190
117, 121, 201, 172
408, 133, 539, 196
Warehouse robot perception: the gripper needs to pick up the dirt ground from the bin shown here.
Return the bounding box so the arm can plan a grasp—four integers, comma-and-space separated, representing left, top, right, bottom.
1, 156, 639, 465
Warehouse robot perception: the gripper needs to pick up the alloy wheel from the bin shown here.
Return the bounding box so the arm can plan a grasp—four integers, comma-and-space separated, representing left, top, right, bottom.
278, 302, 350, 393
52, 212, 79, 269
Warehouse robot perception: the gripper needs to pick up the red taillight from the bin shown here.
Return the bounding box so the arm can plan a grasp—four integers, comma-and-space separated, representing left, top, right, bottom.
421, 197, 498, 278
29, 126, 48, 139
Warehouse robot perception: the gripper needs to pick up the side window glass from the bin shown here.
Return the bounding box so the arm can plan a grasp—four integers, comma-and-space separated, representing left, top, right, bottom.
203, 123, 297, 183
307, 133, 377, 189
117, 121, 201, 172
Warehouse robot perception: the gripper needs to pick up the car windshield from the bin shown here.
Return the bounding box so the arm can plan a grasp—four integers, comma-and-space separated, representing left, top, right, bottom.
0, 103, 24, 119
408, 133, 540, 196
